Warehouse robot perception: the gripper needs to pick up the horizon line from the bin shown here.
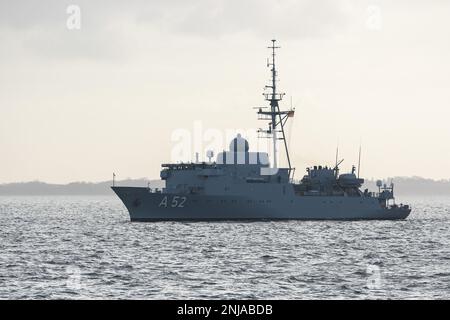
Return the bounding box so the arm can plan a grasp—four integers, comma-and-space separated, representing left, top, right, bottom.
1, 175, 450, 186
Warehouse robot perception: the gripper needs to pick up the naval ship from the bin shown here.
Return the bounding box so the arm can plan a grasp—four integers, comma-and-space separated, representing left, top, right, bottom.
112, 40, 411, 221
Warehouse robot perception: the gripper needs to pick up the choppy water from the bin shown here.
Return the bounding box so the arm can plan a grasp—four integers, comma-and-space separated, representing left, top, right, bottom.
0, 195, 449, 299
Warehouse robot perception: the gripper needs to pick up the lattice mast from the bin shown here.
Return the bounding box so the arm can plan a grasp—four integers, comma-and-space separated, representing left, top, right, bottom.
258, 39, 294, 176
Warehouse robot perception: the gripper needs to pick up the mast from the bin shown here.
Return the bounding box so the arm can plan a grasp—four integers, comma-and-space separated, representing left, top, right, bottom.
258, 40, 294, 176
270, 40, 279, 168
335, 144, 339, 177
357, 144, 362, 178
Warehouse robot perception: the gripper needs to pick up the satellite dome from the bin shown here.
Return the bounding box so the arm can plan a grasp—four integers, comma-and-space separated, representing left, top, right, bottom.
229, 134, 249, 152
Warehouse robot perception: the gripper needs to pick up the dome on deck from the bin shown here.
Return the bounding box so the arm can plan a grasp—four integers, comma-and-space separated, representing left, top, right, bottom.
229, 134, 249, 152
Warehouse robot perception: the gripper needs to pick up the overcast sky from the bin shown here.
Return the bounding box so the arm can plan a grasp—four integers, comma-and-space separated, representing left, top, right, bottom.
1, 0, 449, 183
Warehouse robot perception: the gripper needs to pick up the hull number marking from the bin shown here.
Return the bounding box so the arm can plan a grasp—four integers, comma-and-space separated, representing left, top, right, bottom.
159, 196, 187, 208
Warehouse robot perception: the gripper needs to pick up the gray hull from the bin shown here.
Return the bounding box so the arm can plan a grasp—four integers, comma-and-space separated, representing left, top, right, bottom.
112, 187, 411, 221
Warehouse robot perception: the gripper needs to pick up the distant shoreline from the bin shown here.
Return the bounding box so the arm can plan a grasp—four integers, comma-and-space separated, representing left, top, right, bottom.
0, 177, 449, 196
363, 177, 450, 196
0, 179, 164, 196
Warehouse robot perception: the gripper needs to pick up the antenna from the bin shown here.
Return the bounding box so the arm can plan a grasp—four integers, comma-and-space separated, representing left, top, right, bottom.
391, 179, 395, 204
335, 143, 339, 169
334, 140, 339, 177
357, 144, 362, 178
206, 150, 214, 163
